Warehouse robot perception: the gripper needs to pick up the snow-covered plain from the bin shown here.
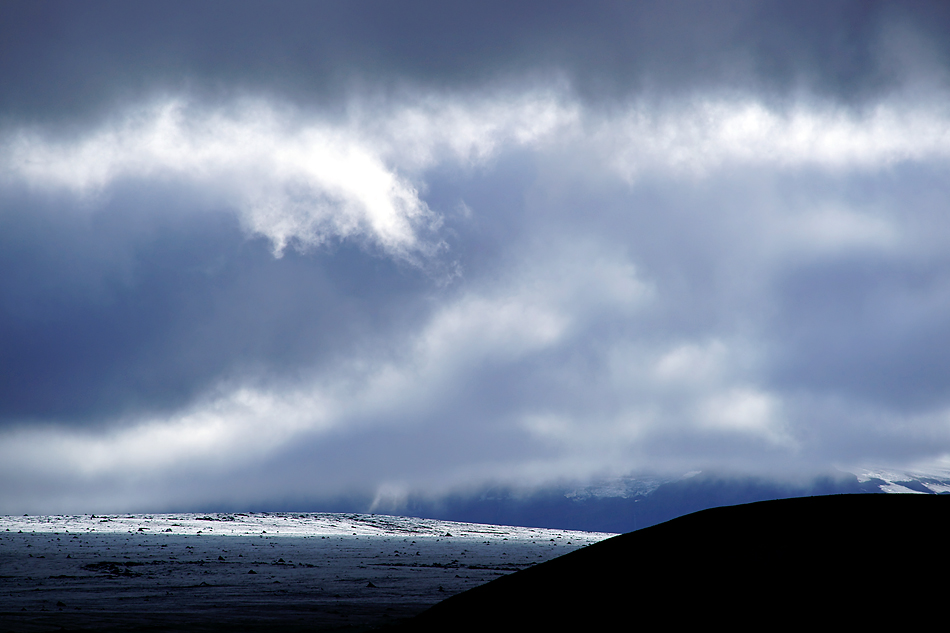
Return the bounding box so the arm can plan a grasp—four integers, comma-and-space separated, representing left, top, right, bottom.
0, 512, 614, 631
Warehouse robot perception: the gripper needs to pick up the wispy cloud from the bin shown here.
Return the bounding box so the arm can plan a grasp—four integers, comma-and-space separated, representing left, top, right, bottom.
2, 92, 577, 263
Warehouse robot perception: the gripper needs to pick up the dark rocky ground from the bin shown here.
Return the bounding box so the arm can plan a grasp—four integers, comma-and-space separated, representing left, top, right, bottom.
0, 514, 608, 632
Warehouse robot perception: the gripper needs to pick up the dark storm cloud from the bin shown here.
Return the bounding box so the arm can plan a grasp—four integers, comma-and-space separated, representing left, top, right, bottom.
4, 0, 950, 124
3, 1, 950, 513
772, 253, 950, 410
0, 182, 431, 426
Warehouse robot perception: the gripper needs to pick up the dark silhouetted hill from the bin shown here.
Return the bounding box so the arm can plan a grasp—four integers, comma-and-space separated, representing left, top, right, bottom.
394, 494, 949, 631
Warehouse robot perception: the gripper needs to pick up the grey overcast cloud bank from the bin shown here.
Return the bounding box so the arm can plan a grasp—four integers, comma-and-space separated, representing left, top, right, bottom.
3, 0, 950, 514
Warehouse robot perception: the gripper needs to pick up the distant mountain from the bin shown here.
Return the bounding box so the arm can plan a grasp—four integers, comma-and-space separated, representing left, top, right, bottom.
391, 466, 950, 534
846, 464, 950, 494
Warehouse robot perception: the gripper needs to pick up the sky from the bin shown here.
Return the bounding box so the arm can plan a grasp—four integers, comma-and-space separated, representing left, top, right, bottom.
2, 1, 950, 514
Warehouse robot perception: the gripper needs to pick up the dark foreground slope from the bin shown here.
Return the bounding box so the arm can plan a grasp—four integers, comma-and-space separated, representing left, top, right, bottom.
396, 494, 949, 631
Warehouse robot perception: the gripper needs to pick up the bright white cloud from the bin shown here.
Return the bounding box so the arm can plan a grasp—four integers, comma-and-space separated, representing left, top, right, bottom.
1, 92, 577, 262
4, 91, 948, 264
653, 340, 731, 384
510, 335, 792, 475
698, 388, 789, 445
777, 205, 899, 253
4, 100, 434, 259
604, 98, 950, 179
0, 385, 335, 479
370, 89, 579, 169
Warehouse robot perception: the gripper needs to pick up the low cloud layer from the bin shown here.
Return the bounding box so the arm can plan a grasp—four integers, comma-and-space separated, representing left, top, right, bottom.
3, 2, 950, 513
